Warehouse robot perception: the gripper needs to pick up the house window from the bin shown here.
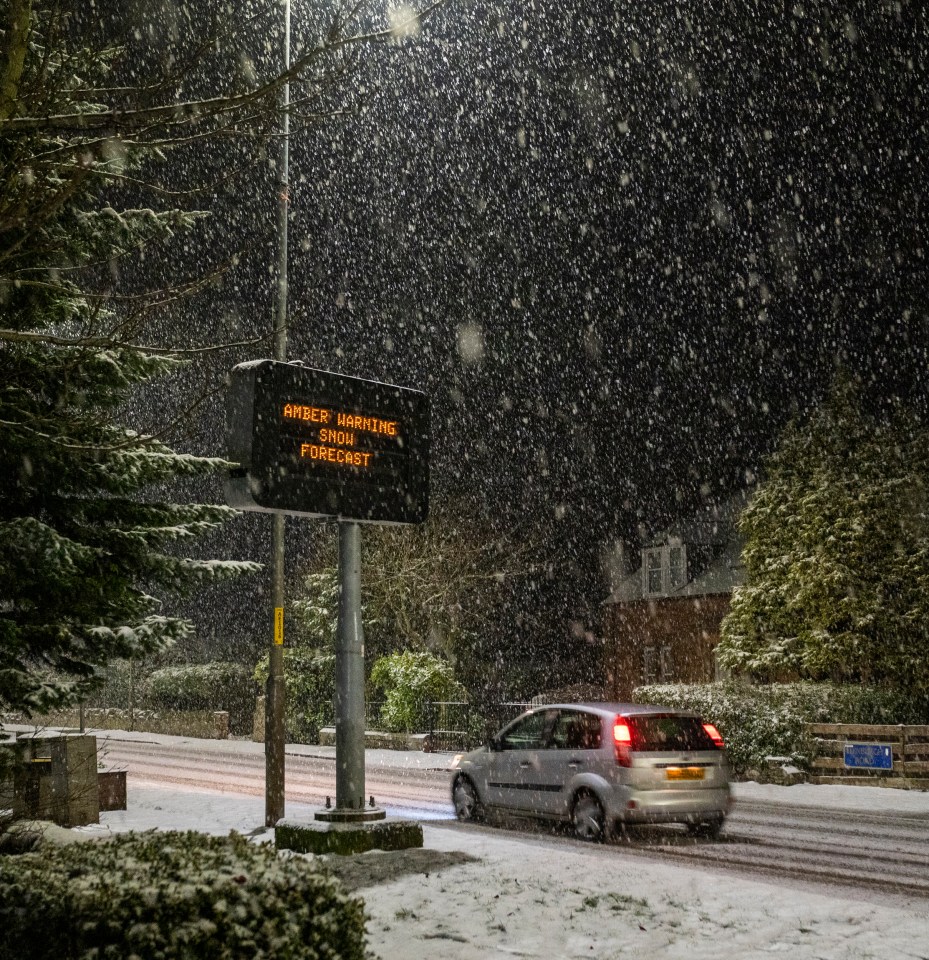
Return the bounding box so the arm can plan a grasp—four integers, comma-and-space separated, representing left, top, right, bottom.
643, 644, 673, 683
659, 644, 673, 682
669, 546, 685, 589
645, 550, 663, 595
642, 544, 688, 596
643, 646, 658, 683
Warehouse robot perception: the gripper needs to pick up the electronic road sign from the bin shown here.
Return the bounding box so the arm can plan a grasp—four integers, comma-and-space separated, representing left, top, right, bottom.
225, 360, 429, 524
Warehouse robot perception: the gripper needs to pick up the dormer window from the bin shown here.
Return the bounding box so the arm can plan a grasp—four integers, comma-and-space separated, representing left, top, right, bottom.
645, 549, 663, 594
642, 543, 688, 596
669, 545, 685, 589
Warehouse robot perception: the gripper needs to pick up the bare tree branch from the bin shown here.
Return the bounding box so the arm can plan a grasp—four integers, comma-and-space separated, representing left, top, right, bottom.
0, 325, 268, 357
0, 1, 447, 136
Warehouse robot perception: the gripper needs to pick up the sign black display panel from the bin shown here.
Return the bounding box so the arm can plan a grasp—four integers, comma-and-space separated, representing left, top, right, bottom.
225, 360, 429, 524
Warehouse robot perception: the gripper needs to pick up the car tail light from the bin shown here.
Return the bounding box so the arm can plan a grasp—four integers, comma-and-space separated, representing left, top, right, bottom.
614, 719, 632, 767
703, 722, 724, 749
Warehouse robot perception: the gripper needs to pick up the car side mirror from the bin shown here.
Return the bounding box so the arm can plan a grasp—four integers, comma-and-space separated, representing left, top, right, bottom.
488, 736, 502, 752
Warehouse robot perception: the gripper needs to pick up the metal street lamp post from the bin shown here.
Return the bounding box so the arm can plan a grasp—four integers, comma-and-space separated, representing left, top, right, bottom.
266, 0, 291, 827
264, 0, 391, 829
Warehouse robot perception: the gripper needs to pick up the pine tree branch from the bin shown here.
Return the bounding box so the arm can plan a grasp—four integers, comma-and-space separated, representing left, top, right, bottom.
84, 157, 248, 199
1, 374, 226, 455
0, 161, 92, 268
4, 250, 230, 303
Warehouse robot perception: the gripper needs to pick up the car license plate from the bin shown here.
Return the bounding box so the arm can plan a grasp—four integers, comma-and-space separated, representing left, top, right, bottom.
666, 767, 705, 781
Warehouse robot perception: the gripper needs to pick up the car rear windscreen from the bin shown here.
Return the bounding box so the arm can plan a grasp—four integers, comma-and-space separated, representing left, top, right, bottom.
628, 715, 716, 752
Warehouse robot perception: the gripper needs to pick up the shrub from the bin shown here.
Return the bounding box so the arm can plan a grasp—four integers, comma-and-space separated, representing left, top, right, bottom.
144, 663, 257, 734
255, 650, 336, 744
0, 830, 366, 960
370, 651, 465, 733
632, 681, 929, 777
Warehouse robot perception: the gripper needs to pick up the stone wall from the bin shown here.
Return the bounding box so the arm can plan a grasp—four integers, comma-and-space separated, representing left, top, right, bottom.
17, 708, 230, 740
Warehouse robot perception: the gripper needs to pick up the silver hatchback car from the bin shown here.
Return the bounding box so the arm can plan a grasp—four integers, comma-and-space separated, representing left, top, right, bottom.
450, 703, 731, 840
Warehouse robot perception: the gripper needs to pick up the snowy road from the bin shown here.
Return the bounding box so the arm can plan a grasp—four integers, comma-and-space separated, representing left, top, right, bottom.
90, 731, 929, 900
94, 732, 454, 819
614, 800, 929, 900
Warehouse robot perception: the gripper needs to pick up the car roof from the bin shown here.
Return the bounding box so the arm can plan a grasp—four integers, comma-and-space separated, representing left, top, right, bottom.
530, 702, 701, 718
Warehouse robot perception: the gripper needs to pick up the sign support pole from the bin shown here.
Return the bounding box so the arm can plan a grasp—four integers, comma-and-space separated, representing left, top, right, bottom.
314, 520, 385, 824
335, 521, 366, 811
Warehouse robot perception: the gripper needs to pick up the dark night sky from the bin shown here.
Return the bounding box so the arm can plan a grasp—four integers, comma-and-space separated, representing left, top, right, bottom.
107, 0, 928, 667
281, 0, 927, 518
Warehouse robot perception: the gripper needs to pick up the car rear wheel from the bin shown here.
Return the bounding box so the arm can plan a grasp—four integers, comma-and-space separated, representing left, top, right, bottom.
453, 776, 484, 822
572, 790, 607, 842
686, 817, 724, 840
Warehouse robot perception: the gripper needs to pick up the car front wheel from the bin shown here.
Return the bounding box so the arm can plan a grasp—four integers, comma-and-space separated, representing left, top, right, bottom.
453, 776, 484, 822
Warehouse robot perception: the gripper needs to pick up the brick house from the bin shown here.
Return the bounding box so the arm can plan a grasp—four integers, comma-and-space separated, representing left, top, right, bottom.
602, 490, 750, 700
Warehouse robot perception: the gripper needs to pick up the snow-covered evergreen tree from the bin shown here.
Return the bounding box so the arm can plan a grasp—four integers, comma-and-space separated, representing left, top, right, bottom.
0, 4, 263, 714
718, 374, 929, 693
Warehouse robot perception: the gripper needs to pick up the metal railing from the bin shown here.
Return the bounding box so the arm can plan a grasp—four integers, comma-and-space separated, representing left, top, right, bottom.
427, 700, 533, 752
365, 700, 385, 731
425, 700, 471, 752
313, 700, 384, 731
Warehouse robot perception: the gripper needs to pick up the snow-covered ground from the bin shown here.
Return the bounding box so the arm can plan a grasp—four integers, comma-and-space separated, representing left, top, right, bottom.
77, 778, 929, 960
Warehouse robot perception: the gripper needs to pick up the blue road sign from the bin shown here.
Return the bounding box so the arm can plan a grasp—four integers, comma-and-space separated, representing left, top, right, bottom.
844, 742, 893, 770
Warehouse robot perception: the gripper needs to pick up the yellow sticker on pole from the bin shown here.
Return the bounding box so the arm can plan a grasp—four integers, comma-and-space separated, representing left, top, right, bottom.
274, 606, 284, 645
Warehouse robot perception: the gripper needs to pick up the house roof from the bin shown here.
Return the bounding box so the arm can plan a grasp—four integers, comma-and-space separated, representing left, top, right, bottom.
605, 568, 645, 605
603, 488, 751, 605
644, 488, 752, 548
675, 535, 745, 596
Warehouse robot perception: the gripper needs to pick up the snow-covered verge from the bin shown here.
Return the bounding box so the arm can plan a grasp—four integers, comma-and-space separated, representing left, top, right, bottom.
733, 778, 929, 814
75, 780, 929, 960
361, 826, 929, 960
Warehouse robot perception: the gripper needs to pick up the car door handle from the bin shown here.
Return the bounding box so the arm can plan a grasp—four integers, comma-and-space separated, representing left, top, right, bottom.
568, 758, 584, 768
519, 761, 532, 768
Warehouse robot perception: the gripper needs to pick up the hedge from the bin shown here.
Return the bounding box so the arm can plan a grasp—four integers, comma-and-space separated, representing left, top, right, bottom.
633, 681, 929, 777
144, 663, 257, 734
0, 830, 366, 960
